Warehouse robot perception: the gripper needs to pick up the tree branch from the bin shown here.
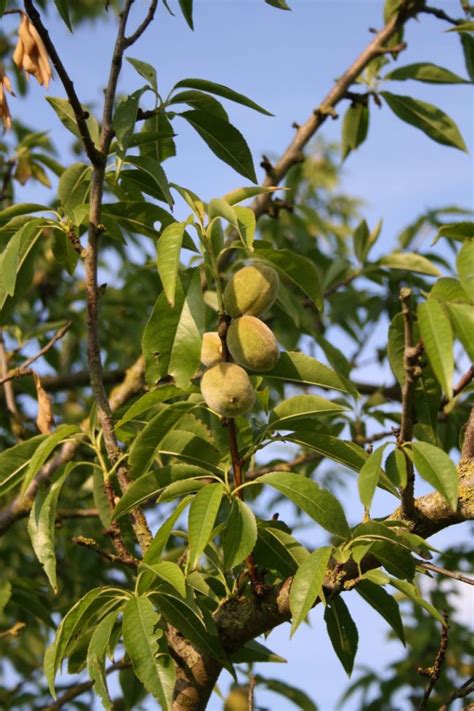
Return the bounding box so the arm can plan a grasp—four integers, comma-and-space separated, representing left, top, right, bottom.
0, 321, 71, 385
439, 677, 474, 711
415, 559, 474, 586
23, 1, 102, 165
124, 0, 158, 47
416, 610, 449, 710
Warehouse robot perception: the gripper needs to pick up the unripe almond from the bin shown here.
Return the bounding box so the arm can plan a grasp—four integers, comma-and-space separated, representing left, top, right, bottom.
227, 315, 280, 372
201, 363, 255, 417
223, 263, 279, 318
200, 332, 223, 367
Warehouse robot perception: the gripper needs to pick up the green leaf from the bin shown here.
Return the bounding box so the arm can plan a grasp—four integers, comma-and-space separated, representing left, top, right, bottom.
187, 483, 224, 570
372, 541, 415, 580
222, 498, 258, 570
128, 403, 194, 478
0, 435, 47, 496
437, 221, 474, 242
122, 596, 174, 710
234, 206, 256, 252
381, 92, 467, 152
157, 221, 187, 306
253, 524, 308, 577
143, 497, 193, 565
230, 639, 286, 664
460, 33, 474, 81
268, 394, 346, 431
265, 0, 292, 9
126, 57, 158, 92
21, 425, 81, 495
385, 447, 407, 488
174, 78, 272, 116
446, 302, 474, 361
0, 581, 12, 616
58, 162, 92, 216
125, 155, 173, 208
27, 467, 69, 593
223, 185, 281, 205
139, 561, 186, 597
409, 441, 458, 510
290, 546, 333, 635
101, 201, 175, 240
457, 240, 474, 300
263, 351, 355, 394
429, 277, 468, 303
87, 610, 120, 711
358, 444, 387, 512
324, 596, 358, 676
115, 385, 183, 428
418, 300, 453, 399
54, 0, 72, 30
0, 203, 53, 225
384, 62, 469, 84
255, 677, 317, 711
447, 21, 474, 33
341, 102, 369, 160
178, 0, 194, 29
112, 463, 206, 520
154, 593, 226, 663
355, 580, 405, 644
378, 252, 441, 276
258, 472, 349, 538
0, 219, 47, 312
169, 90, 229, 121
46, 97, 99, 146
142, 270, 205, 388
254, 243, 323, 311
286, 431, 368, 472
180, 110, 257, 182
388, 578, 445, 625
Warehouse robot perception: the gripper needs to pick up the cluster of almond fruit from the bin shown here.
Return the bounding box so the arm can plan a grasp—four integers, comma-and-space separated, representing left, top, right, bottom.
200, 264, 280, 417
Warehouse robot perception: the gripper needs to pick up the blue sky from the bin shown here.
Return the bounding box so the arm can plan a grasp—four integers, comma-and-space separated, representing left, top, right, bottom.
4, 1, 473, 709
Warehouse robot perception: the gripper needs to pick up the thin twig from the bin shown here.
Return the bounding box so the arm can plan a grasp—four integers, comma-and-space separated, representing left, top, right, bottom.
0, 322, 72, 385
416, 610, 449, 710
124, 0, 158, 47
72, 535, 138, 569
440, 365, 474, 410
248, 676, 256, 711
420, 5, 462, 25
0, 333, 22, 428
398, 288, 422, 517
415, 559, 474, 586
438, 677, 474, 711
461, 406, 474, 462
23, 1, 102, 165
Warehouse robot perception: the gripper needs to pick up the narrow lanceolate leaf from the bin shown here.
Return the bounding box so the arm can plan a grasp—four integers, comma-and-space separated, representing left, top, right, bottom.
234, 206, 256, 251
223, 185, 281, 205
58, 162, 91, 215
0, 434, 46, 496
125, 155, 174, 208
180, 110, 257, 182
290, 546, 333, 636
263, 351, 355, 395
409, 441, 458, 510
28, 468, 68, 593
268, 394, 346, 430
388, 578, 445, 625
461, 34, 474, 81
174, 78, 272, 115
139, 561, 186, 598
437, 221, 474, 242
286, 432, 367, 472
126, 57, 158, 92
122, 597, 175, 711
259, 472, 350, 538
381, 92, 467, 152
0, 219, 47, 312
21, 425, 81, 495
177, 0, 194, 29
254, 243, 323, 311
341, 102, 369, 160
143, 497, 193, 565
384, 62, 469, 84
128, 402, 193, 478
355, 580, 405, 644
156, 221, 187, 306
358, 444, 387, 512
142, 270, 205, 388
446, 302, 474, 361
378, 252, 441, 276
222, 499, 258, 570
418, 300, 453, 400
324, 596, 358, 676
457, 240, 474, 301
187, 483, 224, 570
87, 610, 120, 711
0, 581, 12, 616
255, 677, 317, 711
46, 97, 100, 145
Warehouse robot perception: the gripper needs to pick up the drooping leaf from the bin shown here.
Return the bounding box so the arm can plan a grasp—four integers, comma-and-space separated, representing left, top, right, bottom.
87, 610, 120, 711
389, 578, 445, 625
27, 467, 69, 593
268, 394, 346, 430
46, 97, 100, 145
178, 0, 194, 29
0, 581, 12, 616
222, 498, 258, 570
384, 62, 469, 84
126, 57, 158, 92
230, 639, 286, 664
285, 431, 368, 472
290, 546, 333, 635
457, 239, 474, 300
21, 425, 81, 495
460, 33, 474, 81
180, 110, 257, 182
263, 351, 356, 394
0, 219, 47, 312
258, 472, 349, 538
253, 523, 308, 578
409, 441, 458, 510
446, 302, 474, 361
255, 677, 317, 711
54, 0, 73, 31
143, 497, 193, 565
139, 561, 186, 598
355, 580, 405, 644
341, 102, 369, 160
156, 221, 187, 306
417, 300, 453, 399
358, 444, 387, 512
324, 596, 358, 676
125, 155, 173, 208
142, 270, 205, 388
381, 92, 467, 152
58, 162, 92, 216
264, 0, 292, 9
187, 483, 224, 570
122, 596, 174, 710
0, 435, 47, 496
437, 221, 474, 242
174, 78, 272, 115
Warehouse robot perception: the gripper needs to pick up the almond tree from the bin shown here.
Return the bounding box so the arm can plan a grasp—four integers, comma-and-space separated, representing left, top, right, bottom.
0, 1, 473, 710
